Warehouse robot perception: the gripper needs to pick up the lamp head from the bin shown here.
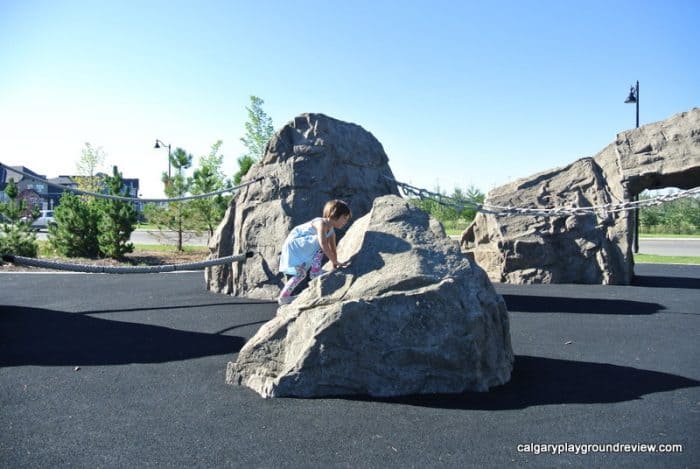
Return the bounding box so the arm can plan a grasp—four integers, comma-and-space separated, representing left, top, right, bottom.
154, 140, 161, 149
624, 86, 637, 104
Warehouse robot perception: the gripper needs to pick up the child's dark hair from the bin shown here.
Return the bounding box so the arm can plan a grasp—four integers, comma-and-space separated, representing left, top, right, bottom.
323, 199, 352, 220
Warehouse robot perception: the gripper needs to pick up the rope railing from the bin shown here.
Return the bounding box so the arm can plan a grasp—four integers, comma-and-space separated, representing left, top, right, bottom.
0, 162, 263, 203
0, 161, 263, 273
386, 176, 700, 218
1, 252, 253, 273
7, 158, 695, 217
3, 161, 698, 273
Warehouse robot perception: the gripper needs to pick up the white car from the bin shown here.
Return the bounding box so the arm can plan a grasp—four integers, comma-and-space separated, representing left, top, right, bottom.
29, 210, 56, 229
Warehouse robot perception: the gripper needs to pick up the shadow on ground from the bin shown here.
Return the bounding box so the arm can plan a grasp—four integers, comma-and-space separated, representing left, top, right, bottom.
344, 355, 700, 410
0, 306, 245, 367
632, 274, 700, 289
78, 301, 276, 315
502, 295, 664, 315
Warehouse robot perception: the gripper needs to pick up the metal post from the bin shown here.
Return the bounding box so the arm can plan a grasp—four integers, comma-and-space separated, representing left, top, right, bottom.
167, 144, 172, 179
154, 139, 172, 179
635, 80, 639, 129
625, 80, 641, 253
634, 80, 640, 253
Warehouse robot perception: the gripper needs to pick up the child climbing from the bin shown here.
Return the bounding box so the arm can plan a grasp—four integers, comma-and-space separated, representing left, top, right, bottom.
277, 199, 352, 305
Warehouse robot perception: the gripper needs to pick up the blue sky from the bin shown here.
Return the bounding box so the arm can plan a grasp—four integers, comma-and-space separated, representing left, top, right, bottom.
1, 0, 698, 197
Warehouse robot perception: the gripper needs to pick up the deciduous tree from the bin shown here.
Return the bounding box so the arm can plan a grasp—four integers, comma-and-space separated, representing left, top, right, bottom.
233, 96, 273, 184
74, 142, 107, 193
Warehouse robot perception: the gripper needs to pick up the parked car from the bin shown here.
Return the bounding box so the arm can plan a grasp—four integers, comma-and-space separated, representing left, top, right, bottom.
21, 210, 56, 229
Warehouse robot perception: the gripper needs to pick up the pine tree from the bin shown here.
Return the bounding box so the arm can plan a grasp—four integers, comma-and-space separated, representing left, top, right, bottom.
0, 178, 38, 258
48, 192, 101, 258
190, 141, 231, 237
97, 166, 137, 258
145, 148, 194, 251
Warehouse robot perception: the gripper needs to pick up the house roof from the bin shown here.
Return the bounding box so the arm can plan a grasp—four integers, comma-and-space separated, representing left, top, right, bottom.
6, 166, 47, 182
49, 176, 77, 185
1, 166, 140, 197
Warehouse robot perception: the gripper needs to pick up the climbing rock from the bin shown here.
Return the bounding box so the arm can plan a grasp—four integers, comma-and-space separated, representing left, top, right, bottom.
206, 113, 400, 298
461, 107, 700, 284
227, 195, 514, 398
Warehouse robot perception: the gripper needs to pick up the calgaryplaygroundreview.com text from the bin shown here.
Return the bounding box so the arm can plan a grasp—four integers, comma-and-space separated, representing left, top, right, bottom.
517, 442, 683, 456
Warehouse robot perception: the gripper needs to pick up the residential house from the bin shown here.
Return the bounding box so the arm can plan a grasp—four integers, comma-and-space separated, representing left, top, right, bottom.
47, 175, 78, 208
121, 177, 142, 212
0, 165, 7, 203
0, 165, 141, 212
1, 166, 50, 210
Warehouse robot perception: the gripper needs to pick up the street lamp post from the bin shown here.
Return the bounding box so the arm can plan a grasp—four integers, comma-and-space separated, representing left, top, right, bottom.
154, 139, 172, 179
625, 80, 639, 128
624, 81, 640, 253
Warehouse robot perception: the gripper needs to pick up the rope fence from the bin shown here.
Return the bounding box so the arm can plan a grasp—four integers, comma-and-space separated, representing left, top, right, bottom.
0, 162, 263, 203
3, 159, 695, 215
1, 252, 253, 273
2, 160, 698, 273
386, 176, 700, 218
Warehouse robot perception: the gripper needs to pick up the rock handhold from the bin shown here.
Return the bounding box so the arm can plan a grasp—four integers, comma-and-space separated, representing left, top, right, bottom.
227, 195, 514, 398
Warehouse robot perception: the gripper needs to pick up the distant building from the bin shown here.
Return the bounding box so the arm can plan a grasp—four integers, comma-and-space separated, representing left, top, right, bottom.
121, 177, 143, 212
1, 166, 50, 209
0, 165, 6, 203
47, 175, 78, 209
18, 189, 44, 212
0, 165, 141, 212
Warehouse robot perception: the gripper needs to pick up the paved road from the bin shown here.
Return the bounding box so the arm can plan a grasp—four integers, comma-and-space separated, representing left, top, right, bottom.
129, 229, 209, 246
36, 229, 209, 246
448, 235, 700, 257
637, 238, 700, 257
451, 236, 699, 257
1, 264, 698, 467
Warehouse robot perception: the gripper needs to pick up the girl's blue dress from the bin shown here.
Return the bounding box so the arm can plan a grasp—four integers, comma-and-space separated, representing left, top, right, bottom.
279, 217, 335, 275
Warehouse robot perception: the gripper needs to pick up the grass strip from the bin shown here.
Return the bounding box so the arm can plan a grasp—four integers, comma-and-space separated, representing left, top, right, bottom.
639, 233, 700, 239
634, 253, 700, 265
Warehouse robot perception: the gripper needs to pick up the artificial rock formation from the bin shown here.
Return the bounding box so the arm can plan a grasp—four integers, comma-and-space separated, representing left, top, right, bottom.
206, 113, 400, 299
461, 108, 700, 284
227, 195, 514, 398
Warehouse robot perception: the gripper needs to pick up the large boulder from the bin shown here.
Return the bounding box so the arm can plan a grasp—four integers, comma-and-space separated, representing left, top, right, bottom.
227, 195, 514, 398
461, 108, 700, 284
206, 113, 400, 298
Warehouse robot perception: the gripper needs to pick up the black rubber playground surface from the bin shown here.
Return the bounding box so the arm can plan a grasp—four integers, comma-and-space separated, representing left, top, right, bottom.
1, 264, 699, 467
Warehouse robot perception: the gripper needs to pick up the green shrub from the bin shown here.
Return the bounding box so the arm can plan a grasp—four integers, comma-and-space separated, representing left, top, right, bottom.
49, 166, 137, 259
0, 178, 38, 259
49, 192, 101, 258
